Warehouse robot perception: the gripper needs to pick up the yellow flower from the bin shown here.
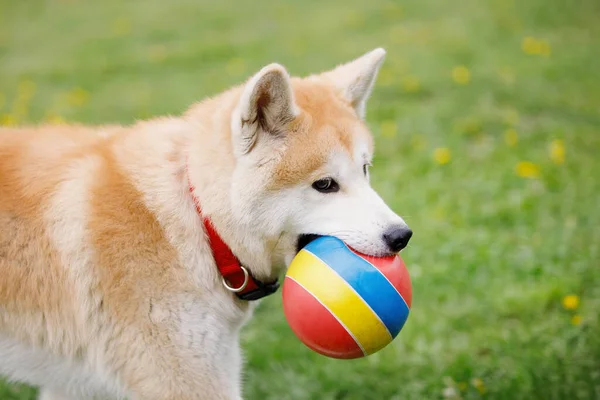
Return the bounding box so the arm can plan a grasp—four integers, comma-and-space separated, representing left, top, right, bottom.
433, 147, 451, 165
571, 315, 582, 326
401, 75, 420, 93
471, 378, 486, 394
549, 139, 565, 165
452, 66, 470, 85
67, 87, 89, 107
522, 37, 538, 54
515, 161, 540, 178
0, 113, 17, 126
522, 37, 551, 56
380, 120, 397, 138
226, 58, 246, 76
504, 128, 518, 146
562, 294, 579, 310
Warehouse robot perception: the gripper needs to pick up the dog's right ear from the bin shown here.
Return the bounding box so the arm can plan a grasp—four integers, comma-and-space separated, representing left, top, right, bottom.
232, 63, 299, 155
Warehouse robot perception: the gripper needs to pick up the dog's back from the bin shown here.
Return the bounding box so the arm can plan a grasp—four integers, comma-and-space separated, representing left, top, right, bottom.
0, 124, 191, 398
0, 126, 125, 396
0, 125, 103, 346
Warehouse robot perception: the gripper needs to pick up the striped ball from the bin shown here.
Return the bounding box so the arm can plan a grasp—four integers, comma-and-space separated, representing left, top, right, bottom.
283, 236, 412, 359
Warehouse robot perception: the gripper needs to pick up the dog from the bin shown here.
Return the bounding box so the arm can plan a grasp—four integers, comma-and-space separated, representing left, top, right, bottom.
0, 48, 412, 399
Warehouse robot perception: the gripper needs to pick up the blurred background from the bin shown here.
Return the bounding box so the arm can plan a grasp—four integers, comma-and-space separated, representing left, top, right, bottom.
1, 0, 599, 399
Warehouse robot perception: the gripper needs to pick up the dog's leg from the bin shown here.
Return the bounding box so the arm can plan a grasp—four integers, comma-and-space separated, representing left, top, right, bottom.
122, 328, 246, 400
230, 340, 244, 400
38, 388, 72, 400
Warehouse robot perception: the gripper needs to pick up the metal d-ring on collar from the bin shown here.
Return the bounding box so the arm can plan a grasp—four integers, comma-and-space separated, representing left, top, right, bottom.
222, 265, 250, 293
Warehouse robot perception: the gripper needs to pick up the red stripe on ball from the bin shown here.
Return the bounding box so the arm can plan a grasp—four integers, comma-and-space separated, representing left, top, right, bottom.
349, 250, 412, 308
282, 277, 364, 359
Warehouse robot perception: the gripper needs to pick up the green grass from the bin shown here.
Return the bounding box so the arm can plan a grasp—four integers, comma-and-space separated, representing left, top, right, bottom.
1, 0, 599, 398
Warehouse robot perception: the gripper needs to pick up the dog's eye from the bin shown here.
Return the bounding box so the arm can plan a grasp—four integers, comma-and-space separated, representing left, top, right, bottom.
363, 164, 370, 177
312, 178, 339, 193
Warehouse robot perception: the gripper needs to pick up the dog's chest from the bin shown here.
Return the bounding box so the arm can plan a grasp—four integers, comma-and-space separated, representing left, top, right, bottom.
0, 334, 126, 399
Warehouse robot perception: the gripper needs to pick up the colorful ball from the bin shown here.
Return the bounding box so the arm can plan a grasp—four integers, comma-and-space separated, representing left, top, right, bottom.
282, 236, 412, 359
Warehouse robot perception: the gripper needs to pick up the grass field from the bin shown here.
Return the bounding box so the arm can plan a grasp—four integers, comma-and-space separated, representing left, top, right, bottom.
1, 0, 600, 399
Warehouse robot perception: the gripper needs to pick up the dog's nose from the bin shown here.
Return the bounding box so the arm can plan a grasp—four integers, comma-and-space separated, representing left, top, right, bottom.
382, 226, 413, 253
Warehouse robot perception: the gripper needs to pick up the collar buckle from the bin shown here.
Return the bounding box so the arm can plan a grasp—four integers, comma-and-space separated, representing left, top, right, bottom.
222, 266, 250, 293
238, 278, 281, 301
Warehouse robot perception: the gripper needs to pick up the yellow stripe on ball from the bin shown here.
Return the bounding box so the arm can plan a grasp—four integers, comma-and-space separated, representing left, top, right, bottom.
287, 249, 393, 354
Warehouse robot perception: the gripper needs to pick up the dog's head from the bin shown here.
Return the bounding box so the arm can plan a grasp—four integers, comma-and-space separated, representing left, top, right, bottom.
227, 48, 411, 269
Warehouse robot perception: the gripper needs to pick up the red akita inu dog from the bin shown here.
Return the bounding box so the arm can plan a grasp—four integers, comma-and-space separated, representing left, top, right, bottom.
0, 48, 412, 399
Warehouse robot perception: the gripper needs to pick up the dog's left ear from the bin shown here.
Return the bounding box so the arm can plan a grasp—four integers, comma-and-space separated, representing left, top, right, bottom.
321, 48, 386, 119
232, 63, 299, 155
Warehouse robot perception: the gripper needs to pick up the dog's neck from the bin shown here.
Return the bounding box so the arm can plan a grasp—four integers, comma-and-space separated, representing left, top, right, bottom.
183, 89, 279, 284
111, 90, 279, 294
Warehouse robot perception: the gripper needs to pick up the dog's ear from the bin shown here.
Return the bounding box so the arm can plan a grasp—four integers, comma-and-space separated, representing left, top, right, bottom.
232, 63, 299, 155
321, 48, 386, 119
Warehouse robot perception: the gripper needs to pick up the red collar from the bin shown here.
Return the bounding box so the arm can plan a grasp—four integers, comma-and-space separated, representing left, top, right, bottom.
187, 171, 279, 301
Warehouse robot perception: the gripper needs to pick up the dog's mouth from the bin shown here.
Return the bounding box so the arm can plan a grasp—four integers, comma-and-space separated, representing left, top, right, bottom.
295, 233, 400, 258
296, 234, 322, 253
